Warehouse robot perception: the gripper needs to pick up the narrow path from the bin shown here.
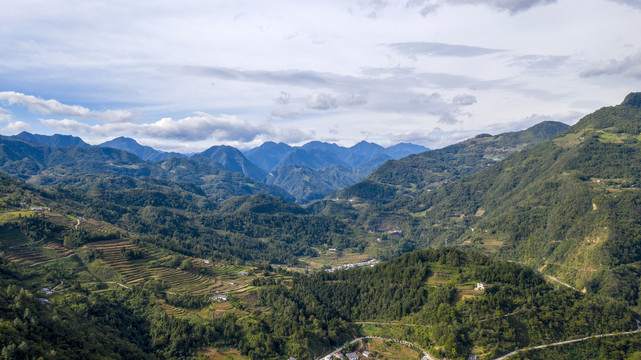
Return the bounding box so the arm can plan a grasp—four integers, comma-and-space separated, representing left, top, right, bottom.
29, 253, 76, 267
9, 239, 44, 249
493, 321, 641, 360
544, 274, 577, 291
104, 281, 132, 289
75, 217, 80, 229
355, 321, 419, 327
507, 260, 578, 291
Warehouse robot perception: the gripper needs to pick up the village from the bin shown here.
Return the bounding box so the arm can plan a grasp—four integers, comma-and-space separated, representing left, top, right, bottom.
325, 259, 380, 273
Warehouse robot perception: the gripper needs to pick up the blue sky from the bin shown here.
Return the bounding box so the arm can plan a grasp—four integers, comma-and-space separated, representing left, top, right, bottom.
1, 0, 640, 152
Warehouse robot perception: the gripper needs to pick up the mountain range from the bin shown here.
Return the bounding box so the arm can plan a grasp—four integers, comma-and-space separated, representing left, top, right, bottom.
8, 132, 430, 203
3, 94, 641, 359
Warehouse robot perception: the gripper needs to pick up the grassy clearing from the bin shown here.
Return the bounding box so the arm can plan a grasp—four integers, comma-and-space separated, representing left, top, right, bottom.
199, 347, 249, 360
362, 338, 422, 360
0, 211, 37, 225
479, 238, 504, 254
454, 289, 482, 303
426, 270, 452, 285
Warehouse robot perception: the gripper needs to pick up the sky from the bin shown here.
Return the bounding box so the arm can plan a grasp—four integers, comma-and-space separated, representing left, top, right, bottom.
0, 0, 640, 152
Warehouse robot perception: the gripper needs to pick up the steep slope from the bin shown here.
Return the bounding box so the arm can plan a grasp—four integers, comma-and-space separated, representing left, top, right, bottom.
374, 93, 641, 304
12, 131, 90, 148
244, 140, 428, 202
99, 136, 184, 162
159, 156, 293, 201
266, 165, 362, 203
244, 141, 293, 171
196, 145, 266, 181
346, 140, 386, 166
275, 148, 348, 170
330, 121, 570, 205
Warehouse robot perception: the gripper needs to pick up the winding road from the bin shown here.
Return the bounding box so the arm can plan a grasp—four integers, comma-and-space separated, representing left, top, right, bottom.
492, 322, 641, 360
318, 320, 641, 360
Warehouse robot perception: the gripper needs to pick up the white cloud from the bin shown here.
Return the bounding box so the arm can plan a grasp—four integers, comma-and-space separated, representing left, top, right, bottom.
388, 42, 504, 59
581, 52, 641, 80
363, 0, 557, 17
0, 106, 31, 133
452, 94, 477, 106
2, 121, 31, 133
342, 91, 369, 106
276, 91, 292, 105
608, 0, 641, 9
271, 109, 299, 119
41, 112, 312, 143
0, 91, 133, 123
306, 93, 337, 110
0, 107, 12, 122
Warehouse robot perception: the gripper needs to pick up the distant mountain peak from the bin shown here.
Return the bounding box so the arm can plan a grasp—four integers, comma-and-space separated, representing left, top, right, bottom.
99, 136, 184, 162
622, 92, 641, 107
13, 131, 90, 148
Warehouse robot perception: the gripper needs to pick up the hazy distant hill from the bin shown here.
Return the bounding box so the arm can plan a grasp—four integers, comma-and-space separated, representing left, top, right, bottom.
13, 131, 90, 148
99, 136, 184, 162
244, 141, 293, 171
194, 145, 267, 181
246, 140, 429, 202
246, 140, 429, 172
0, 136, 292, 200
330, 121, 570, 206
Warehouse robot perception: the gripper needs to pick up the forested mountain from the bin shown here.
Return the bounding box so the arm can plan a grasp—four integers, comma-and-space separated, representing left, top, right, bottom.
2, 132, 431, 203
327, 121, 570, 207
12, 131, 90, 148
265, 165, 363, 202
195, 145, 267, 181
99, 136, 185, 162
342, 93, 641, 307
244, 140, 429, 203
247, 140, 429, 172
0, 136, 291, 200
244, 141, 293, 171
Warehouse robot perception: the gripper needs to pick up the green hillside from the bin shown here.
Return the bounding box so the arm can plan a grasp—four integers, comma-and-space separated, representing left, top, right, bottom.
357, 93, 641, 305
328, 121, 569, 206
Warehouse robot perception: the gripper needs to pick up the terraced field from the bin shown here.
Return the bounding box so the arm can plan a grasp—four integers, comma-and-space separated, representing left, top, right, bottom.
5, 241, 74, 265
5, 247, 52, 265
84, 239, 219, 294
152, 266, 216, 294
84, 239, 154, 284
160, 301, 190, 317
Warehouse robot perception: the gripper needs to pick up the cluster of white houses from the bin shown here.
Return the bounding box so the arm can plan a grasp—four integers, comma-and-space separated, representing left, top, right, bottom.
321, 350, 370, 360
325, 259, 380, 272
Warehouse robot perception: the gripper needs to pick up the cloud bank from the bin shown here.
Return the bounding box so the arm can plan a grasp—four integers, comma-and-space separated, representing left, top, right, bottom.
581, 53, 641, 80
41, 112, 312, 143
388, 42, 504, 59
0, 92, 133, 123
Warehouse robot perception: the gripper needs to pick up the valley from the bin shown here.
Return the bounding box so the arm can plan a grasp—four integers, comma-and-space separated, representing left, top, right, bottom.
3, 94, 641, 359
